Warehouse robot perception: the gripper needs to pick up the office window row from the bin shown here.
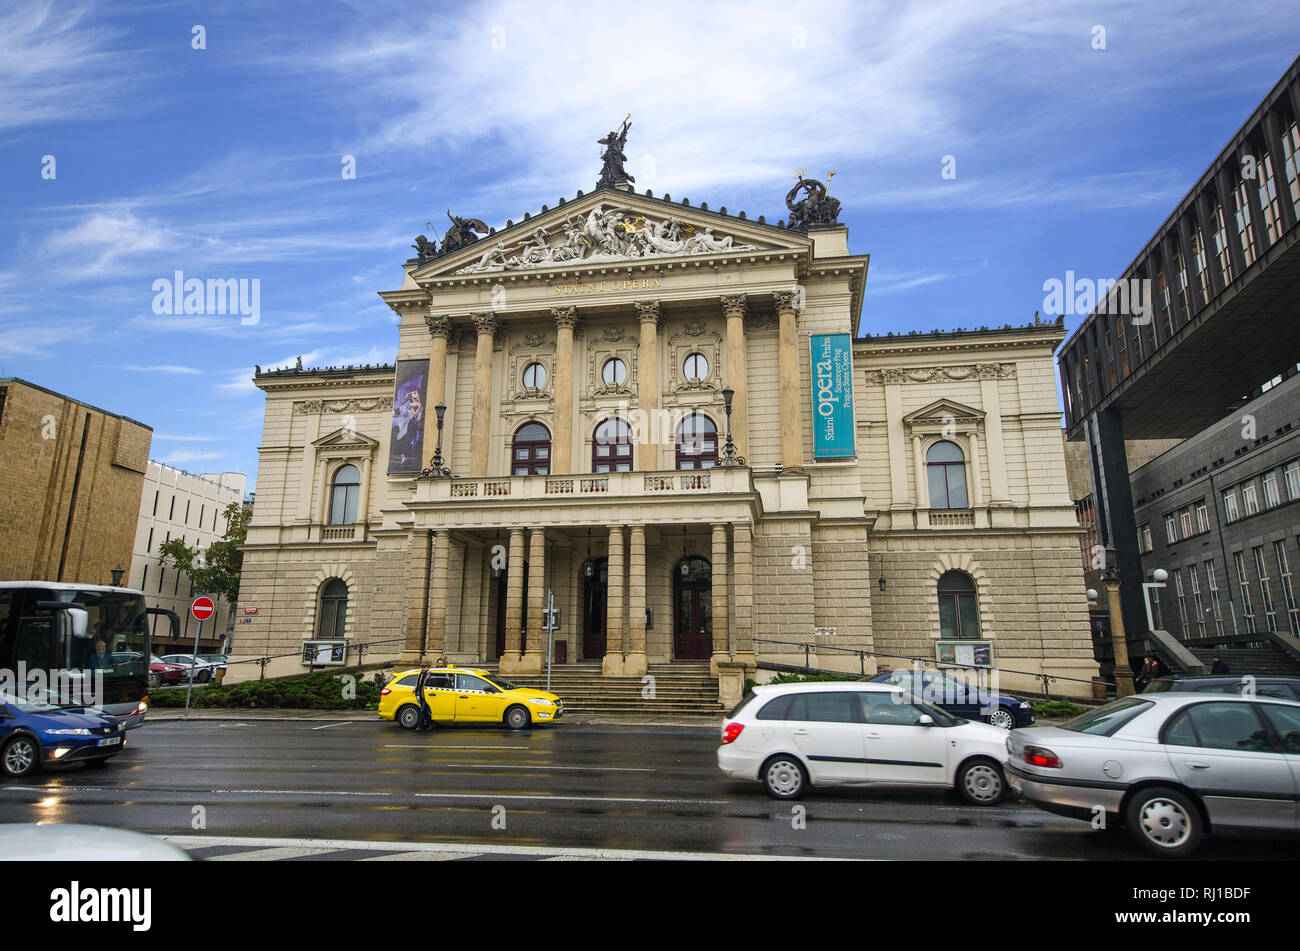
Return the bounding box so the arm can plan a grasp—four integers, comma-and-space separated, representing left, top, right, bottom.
1223, 459, 1300, 523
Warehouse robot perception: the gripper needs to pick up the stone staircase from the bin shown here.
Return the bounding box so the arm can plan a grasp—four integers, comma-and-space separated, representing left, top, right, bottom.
1185, 642, 1300, 677
475, 661, 724, 717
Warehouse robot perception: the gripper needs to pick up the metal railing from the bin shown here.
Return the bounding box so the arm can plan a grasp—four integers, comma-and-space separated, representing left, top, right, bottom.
752, 637, 1114, 700
177, 635, 408, 681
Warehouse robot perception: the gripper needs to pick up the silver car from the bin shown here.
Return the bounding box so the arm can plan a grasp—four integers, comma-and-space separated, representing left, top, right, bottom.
1006, 693, 1300, 858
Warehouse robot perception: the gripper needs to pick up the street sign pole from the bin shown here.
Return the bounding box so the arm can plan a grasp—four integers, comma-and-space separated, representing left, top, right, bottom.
184, 596, 216, 714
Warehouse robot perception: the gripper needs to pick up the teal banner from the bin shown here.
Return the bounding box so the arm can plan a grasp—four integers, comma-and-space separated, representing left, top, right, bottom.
810, 333, 855, 459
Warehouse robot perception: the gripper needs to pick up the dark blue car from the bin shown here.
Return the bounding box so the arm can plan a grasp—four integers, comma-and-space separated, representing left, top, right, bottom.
0, 690, 127, 778
870, 669, 1035, 729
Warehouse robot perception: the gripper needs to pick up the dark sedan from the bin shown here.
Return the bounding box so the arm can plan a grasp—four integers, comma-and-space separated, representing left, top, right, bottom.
871, 668, 1036, 728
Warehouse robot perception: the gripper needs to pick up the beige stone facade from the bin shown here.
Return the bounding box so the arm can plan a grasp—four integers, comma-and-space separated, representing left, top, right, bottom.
233, 187, 1095, 696
0, 378, 151, 586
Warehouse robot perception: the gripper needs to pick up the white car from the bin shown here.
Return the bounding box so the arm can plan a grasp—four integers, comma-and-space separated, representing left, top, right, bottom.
717, 681, 1011, 804
160, 654, 218, 683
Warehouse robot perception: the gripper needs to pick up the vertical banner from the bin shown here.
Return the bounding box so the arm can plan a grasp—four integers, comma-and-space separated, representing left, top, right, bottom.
388, 359, 428, 474
810, 332, 855, 459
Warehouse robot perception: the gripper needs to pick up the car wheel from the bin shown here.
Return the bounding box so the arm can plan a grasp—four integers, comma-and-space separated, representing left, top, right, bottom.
987, 707, 1016, 730
761, 754, 808, 800
504, 705, 530, 731
199, 669, 212, 683
2, 735, 40, 778
396, 705, 420, 730
1125, 786, 1203, 858
957, 757, 1006, 805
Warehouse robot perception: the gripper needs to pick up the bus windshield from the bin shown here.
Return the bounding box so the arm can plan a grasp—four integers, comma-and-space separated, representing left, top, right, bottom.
55, 589, 150, 683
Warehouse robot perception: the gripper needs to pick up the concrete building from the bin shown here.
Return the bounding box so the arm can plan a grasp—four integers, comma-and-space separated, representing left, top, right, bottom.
1130, 365, 1300, 657
0, 378, 151, 586
129, 462, 247, 655
234, 170, 1096, 699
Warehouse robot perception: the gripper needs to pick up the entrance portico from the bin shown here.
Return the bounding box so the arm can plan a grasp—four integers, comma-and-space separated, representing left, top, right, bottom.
399, 466, 757, 677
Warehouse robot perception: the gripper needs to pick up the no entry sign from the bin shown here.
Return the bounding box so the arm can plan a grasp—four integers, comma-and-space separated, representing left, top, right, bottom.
191, 596, 215, 622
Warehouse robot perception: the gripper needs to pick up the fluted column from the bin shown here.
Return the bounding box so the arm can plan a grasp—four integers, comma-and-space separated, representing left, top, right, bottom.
499, 528, 526, 673
603, 525, 626, 676
969, 431, 983, 506
710, 523, 730, 677
625, 525, 647, 676
401, 529, 432, 662
775, 290, 805, 471
721, 294, 749, 460
519, 527, 546, 674
469, 313, 497, 477
552, 306, 578, 474
635, 301, 661, 471
913, 436, 928, 508
422, 316, 451, 468
426, 530, 451, 659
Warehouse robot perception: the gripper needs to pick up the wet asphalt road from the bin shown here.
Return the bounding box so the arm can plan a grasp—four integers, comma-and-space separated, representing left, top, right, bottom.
0, 719, 1288, 860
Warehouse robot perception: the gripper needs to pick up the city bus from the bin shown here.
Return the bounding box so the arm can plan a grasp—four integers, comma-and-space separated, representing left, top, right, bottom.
0, 583, 179, 729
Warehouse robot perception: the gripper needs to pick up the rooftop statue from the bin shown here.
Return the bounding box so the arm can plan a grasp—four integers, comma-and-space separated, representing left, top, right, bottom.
439, 211, 489, 254
596, 116, 635, 190
785, 173, 841, 232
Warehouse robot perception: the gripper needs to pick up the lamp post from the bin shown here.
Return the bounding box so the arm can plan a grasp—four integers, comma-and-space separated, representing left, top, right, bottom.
422, 403, 451, 479
110, 565, 124, 587
718, 386, 745, 467
1101, 547, 1136, 697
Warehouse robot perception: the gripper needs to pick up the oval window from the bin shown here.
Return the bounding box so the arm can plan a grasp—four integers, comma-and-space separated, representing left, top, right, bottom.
684, 352, 709, 381
602, 357, 627, 386
522, 362, 547, 390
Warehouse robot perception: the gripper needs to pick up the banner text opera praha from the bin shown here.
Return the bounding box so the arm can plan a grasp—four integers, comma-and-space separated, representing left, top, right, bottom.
810, 332, 855, 458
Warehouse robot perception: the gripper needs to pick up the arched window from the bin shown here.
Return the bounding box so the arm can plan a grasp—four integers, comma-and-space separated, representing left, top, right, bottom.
937, 571, 979, 639
522, 362, 547, 391
601, 357, 627, 387
318, 579, 348, 638
329, 465, 360, 524
926, 441, 968, 509
683, 352, 709, 382
675, 413, 717, 470
512, 422, 551, 476
593, 417, 633, 473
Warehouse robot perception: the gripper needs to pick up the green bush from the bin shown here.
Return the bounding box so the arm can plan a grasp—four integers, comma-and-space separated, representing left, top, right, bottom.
1033, 699, 1087, 719
742, 672, 863, 696
149, 671, 381, 709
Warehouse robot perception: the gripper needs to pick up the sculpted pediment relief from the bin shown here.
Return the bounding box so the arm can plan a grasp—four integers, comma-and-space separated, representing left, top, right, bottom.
902, 398, 985, 426
413, 193, 799, 279
312, 428, 380, 451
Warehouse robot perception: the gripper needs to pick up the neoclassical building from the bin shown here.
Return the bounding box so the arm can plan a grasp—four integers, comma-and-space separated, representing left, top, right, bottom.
235, 167, 1095, 699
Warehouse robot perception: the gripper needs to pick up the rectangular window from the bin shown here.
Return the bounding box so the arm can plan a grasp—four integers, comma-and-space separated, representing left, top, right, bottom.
146, 527, 154, 553
152, 491, 159, 516
1234, 551, 1255, 632
1205, 561, 1224, 636
1275, 542, 1299, 636
1243, 482, 1260, 516
1286, 460, 1300, 500
185, 500, 191, 524
1179, 507, 1194, 538
1190, 229, 1210, 305
1233, 180, 1258, 267
1254, 546, 1277, 633
1165, 514, 1178, 545
1143, 525, 1153, 552
169, 496, 175, 520
1258, 152, 1281, 245
141, 565, 148, 591
158, 566, 166, 594
200, 504, 205, 527
1263, 471, 1281, 508
1173, 568, 1188, 633
1282, 121, 1300, 220
1195, 502, 1209, 533
1223, 489, 1240, 521
1212, 202, 1234, 284
1189, 565, 1206, 637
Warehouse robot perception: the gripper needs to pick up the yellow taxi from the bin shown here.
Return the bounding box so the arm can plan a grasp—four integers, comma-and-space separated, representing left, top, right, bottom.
378, 665, 563, 730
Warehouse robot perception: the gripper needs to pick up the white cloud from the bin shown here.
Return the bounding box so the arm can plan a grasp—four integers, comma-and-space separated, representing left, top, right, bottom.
153, 433, 226, 442
159, 450, 223, 465
121, 364, 203, 375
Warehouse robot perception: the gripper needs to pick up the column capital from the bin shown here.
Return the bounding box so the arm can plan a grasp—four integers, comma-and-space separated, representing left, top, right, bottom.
720, 294, 748, 320
551, 305, 579, 329
425, 315, 452, 339
471, 312, 498, 335
773, 289, 802, 316
634, 300, 661, 325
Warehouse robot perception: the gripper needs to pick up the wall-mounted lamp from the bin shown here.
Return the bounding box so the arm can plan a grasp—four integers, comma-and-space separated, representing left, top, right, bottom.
877, 572, 886, 593
110, 565, 125, 587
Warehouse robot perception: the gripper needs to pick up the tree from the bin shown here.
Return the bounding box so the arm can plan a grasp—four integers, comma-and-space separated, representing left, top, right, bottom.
157, 502, 251, 607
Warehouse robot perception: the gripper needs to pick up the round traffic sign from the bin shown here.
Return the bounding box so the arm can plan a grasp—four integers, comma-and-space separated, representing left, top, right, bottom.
191, 596, 215, 621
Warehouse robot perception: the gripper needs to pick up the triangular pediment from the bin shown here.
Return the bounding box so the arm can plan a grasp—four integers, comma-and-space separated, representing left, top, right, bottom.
312, 428, 380, 450
902, 398, 985, 426
410, 189, 808, 280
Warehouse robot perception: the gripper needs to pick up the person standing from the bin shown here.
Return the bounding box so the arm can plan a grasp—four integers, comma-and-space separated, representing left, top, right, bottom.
415, 662, 434, 731
1211, 655, 1231, 674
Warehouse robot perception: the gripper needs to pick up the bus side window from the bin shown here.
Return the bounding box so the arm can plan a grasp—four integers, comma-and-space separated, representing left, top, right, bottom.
15, 618, 53, 672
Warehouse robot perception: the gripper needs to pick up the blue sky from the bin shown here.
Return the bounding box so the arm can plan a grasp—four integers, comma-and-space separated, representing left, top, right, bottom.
2, 0, 1297, 490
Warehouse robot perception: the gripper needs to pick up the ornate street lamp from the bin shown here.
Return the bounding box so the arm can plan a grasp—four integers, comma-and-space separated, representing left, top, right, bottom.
718, 386, 745, 467
110, 564, 125, 587
421, 403, 452, 479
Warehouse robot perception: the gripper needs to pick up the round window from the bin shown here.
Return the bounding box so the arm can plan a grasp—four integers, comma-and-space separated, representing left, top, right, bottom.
602, 357, 627, 386
684, 352, 709, 381
522, 362, 547, 390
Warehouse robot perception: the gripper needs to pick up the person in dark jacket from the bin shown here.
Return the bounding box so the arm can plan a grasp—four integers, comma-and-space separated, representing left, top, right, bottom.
1135, 656, 1159, 691
415, 663, 435, 731
1210, 655, 1231, 674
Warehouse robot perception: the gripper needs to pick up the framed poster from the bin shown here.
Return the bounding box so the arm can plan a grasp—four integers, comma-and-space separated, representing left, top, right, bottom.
936, 640, 994, 668
388, 359, 428, 474
810, 332, 855, 458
